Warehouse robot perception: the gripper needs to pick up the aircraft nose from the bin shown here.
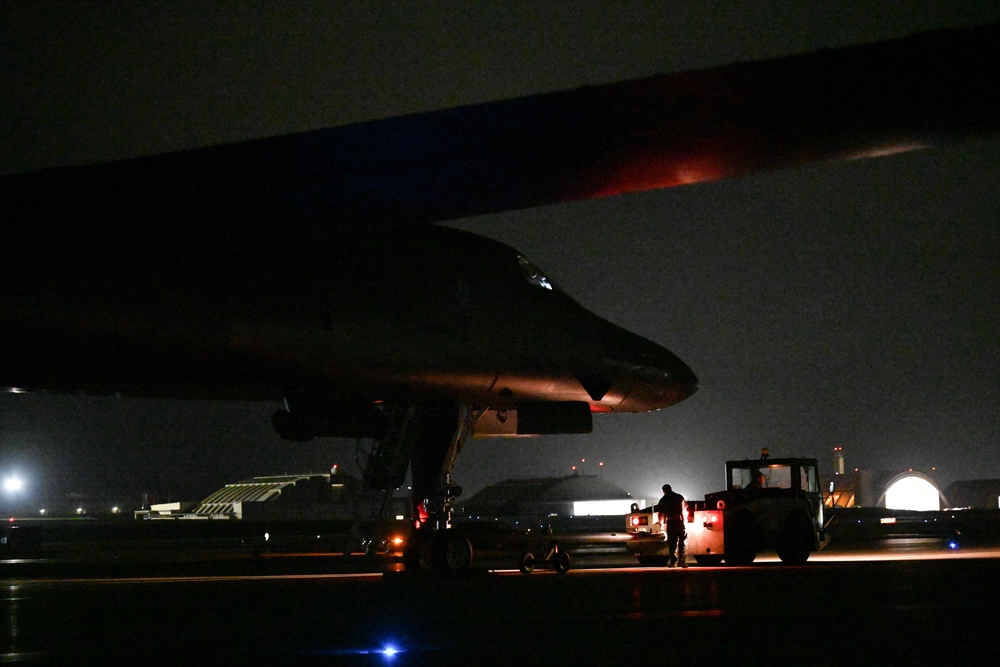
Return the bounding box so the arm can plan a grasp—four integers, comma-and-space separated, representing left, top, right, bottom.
636, 347, 699, 408
597, 320, 698, 412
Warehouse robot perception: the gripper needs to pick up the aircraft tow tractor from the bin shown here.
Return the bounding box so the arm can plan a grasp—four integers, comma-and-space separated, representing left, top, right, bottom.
627, 451, 824, 566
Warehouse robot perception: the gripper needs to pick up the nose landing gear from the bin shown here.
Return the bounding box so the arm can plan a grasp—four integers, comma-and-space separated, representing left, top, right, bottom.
398, 405, 478, 574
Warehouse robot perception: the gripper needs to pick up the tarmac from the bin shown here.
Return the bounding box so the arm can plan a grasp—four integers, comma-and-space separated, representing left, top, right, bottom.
4, 540, 1000, 665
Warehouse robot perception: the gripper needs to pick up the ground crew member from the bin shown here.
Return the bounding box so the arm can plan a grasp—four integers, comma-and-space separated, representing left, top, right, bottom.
657, 483, 687, 568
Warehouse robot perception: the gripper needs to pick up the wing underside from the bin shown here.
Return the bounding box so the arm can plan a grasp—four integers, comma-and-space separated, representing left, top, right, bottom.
3, 23, 998, 232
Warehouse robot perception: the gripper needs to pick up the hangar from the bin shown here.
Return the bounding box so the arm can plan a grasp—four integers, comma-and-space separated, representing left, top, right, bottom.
879, 471, 948, 511
458, 474, 637, 523
137, 470, 409, 521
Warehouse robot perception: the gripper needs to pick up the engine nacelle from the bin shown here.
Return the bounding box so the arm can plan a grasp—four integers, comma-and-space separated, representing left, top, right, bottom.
473, 401, 592, 437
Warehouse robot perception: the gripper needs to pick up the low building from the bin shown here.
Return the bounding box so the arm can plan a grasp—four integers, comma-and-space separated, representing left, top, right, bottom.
944, 480, 1000, 509
137, 470, 409, 521
458, 474, 638, 528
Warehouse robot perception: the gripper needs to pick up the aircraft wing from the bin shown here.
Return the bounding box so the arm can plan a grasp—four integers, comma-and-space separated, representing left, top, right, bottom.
3, 23, 998, 230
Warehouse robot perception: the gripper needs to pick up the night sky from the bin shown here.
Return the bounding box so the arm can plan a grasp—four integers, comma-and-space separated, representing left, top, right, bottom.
2, 2, 998, 510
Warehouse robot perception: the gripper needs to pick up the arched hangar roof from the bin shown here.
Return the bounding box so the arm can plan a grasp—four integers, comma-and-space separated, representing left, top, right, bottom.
465, 475, 632, 507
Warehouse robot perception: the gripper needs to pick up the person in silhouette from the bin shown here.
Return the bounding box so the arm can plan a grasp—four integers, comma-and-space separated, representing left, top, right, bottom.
656, 483, 687, 568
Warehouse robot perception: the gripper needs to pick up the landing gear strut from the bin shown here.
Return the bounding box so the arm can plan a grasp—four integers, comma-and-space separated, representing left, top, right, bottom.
396, 404, 477, 573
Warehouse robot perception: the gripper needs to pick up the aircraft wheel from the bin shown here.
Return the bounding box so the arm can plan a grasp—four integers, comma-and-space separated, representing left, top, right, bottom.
403, 530, 435, 572
693, 554, 723, 567
519, 551, 536, 575
552, 550, 571, 574
433, 528, 473, 572
777, 513, 814, 565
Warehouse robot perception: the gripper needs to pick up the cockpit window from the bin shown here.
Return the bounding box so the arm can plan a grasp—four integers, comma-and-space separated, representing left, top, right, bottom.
731, 465, 793, 490
518, 256, 554, 290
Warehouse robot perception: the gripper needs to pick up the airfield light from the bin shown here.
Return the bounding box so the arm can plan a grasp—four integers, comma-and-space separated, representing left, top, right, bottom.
2, 475, 24, 496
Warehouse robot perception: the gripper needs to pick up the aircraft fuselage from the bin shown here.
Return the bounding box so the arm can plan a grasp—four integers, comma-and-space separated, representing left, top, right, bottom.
1, 225, 697, 423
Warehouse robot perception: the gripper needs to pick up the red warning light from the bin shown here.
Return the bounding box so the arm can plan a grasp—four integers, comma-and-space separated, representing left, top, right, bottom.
415, 501, 429, 527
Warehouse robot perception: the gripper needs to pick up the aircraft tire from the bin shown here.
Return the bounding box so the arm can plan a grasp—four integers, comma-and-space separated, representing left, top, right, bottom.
403, 530, 435, 572
519, 551, 536, 575
552, 550, 571, 574
433, 528, 473, 572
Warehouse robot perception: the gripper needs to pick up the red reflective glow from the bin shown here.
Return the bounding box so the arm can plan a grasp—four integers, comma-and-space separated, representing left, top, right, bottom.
709, 513, 719, 523
590, 154, 728, 199
415, 501, 429, 528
